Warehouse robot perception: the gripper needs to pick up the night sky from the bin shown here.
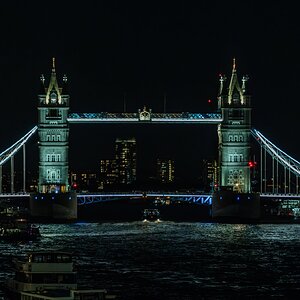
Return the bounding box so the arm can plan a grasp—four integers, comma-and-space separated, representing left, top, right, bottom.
1, 1, 300, 181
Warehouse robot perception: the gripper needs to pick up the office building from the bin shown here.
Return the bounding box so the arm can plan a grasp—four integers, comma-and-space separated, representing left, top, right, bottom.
157, 159, 175, 183
115, 138, 137, 184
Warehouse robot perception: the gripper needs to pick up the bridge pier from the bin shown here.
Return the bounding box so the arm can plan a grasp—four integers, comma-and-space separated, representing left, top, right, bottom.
30, 192, 77, 221
212, 190, 260, 221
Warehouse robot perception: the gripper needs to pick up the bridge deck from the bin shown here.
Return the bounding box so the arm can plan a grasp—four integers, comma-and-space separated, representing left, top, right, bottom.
67, 112, 222, 124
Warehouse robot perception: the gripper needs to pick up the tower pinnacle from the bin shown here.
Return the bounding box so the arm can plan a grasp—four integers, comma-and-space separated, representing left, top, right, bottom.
233, 57, 236, 72
52, 57, 56, 72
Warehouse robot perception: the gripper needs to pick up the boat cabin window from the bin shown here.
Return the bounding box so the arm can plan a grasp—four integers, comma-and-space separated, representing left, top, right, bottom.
56, 254, 72, 262
28, 253, 72, 263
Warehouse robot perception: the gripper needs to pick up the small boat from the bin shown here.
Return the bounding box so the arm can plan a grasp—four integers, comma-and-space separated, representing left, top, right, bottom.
0, 207, 41, 241
143, 208, 161, 222
0, 219, 41, 241
5, 251, 116, 299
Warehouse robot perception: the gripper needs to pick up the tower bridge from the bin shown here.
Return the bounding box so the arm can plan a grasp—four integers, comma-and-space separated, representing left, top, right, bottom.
1, 59, 300, 220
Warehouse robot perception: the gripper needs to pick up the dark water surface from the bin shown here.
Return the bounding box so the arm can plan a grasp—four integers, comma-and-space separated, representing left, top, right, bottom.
1, 222, 300, 299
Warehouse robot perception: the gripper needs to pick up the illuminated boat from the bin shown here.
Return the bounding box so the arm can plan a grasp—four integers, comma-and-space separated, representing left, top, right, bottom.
5, 251, 116, 299
143, 208, 161, 222
0, 208, 41, 241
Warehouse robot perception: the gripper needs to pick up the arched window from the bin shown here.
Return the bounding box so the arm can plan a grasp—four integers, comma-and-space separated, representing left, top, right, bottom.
229, 135, 233, 142
239, 135, 243, 142
50, 92, 57, 103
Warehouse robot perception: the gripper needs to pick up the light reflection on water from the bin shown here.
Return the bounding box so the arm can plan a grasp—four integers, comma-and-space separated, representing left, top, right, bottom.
1, 222, 300, 299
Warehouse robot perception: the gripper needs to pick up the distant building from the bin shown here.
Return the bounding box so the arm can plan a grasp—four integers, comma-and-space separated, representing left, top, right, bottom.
157, 159, 174, 183
70, 171, 97, 191
200, 159, 218, 191
115, 138, 137, 184
99, 159, 117, 190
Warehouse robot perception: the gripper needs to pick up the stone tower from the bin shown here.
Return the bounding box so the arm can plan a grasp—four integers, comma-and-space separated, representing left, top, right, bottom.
37, 58, 70, 193
217, 59, 251, 193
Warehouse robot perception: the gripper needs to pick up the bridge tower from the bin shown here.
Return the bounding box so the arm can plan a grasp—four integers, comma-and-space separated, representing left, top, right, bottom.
31, 59, 76, 220
37, 58, 69, 193
213, 60, 260, 220
218, 59, 251, 192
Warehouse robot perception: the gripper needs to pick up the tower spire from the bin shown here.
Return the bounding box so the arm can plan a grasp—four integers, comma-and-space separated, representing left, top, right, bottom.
46, 57, 61, 104
228, 58, 242, 104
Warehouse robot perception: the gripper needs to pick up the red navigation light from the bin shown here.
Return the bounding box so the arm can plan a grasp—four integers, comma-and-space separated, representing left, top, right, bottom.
248, 161, 256, 168
72, 183, 78, 188
208, 99, 212, 104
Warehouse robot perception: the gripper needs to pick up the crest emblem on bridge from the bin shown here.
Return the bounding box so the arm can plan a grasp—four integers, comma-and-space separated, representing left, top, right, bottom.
138, 106, 152, 121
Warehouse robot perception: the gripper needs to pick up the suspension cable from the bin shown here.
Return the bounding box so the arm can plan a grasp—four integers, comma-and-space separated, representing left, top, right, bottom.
0, 126, 38, 166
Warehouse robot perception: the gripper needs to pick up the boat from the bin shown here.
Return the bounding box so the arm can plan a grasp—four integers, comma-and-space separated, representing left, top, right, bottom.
143, 208, 161, 222
0, 207, 41, 241
5, 251, 116, 299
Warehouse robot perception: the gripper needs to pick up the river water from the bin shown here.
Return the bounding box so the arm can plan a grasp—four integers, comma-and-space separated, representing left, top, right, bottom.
1, 221, 300, 299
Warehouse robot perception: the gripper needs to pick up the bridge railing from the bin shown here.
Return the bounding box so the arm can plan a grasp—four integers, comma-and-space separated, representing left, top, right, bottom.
76, 192, 212, 206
